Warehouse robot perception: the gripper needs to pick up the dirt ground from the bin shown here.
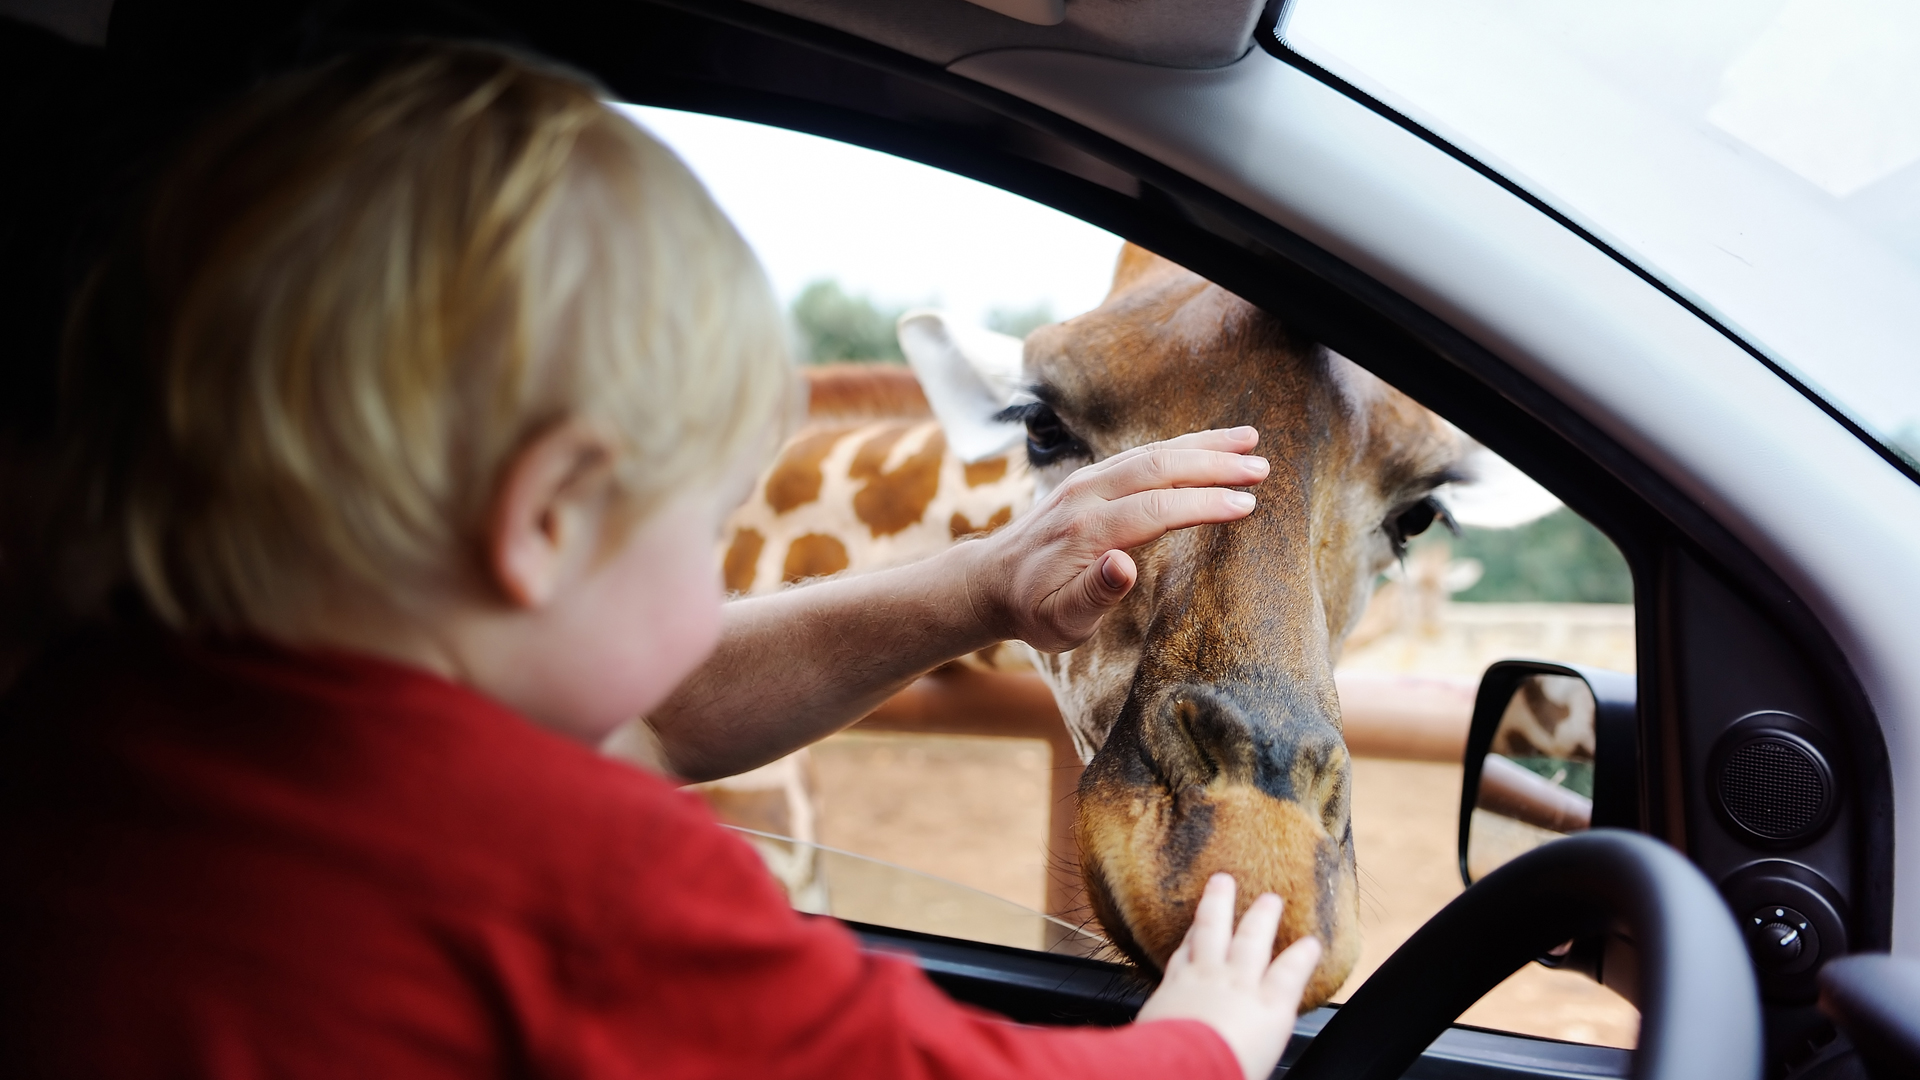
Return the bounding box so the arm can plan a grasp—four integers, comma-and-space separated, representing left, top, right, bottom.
812, 733, 1639, 1049
802, 599, 1641, 1047
814, 733, 1054, 915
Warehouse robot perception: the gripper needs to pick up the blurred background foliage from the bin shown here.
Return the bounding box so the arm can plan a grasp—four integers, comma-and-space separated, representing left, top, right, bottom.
789, 279, 1058, 364
1413, 507, 1633, 603
791, 279, 905, 363
984, 301, 1055, 339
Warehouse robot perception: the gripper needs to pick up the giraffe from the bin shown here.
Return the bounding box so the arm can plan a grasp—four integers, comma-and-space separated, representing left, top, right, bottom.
912, 244, 1474, 1006
645, 244, 1542, 1008
718, 362, 1033, 620
1493, 674, 1598, 764
649, 361, 1037, 912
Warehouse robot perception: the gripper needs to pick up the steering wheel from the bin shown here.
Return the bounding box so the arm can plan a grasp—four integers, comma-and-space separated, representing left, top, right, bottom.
1286, 830, 1761, 1080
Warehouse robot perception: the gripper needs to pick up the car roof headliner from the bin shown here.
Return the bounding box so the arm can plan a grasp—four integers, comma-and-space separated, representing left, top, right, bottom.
3, 0, 1264, 70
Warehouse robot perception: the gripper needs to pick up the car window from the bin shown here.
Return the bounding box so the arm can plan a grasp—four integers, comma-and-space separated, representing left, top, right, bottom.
1274, 0, 1920, 477
618, 104, 1636, 1048
722, 827, 1108, 956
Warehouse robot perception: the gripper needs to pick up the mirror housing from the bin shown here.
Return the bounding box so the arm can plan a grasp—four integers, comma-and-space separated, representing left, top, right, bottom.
1458, 660, 1638, 887
1457, 661, 1639, 989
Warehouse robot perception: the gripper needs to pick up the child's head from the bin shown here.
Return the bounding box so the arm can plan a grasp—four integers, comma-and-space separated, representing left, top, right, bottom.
64, 42, 791, 655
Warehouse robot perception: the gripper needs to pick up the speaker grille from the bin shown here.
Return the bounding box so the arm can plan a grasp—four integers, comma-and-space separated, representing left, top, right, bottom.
1719, 737, 1828, 840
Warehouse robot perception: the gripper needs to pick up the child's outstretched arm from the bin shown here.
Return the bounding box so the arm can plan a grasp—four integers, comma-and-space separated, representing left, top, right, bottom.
644, 426, 1268, 781
1136, 873, 1325, 1080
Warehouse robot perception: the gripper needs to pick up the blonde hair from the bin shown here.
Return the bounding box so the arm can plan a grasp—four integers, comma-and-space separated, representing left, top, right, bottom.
58, 42, 791, 637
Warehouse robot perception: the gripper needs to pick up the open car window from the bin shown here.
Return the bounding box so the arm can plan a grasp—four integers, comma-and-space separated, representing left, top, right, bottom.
619, 104, 1639, 1049
722, 826, 1108, 957
1274, 0, 1920, 477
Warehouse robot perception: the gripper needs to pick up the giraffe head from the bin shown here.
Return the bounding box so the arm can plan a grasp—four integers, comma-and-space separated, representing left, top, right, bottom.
929, 246, 1469, 1005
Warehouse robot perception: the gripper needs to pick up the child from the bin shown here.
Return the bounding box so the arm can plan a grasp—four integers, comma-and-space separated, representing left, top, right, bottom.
0, 42, 1318, 1079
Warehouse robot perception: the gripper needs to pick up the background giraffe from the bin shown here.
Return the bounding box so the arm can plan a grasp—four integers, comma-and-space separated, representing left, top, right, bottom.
641, 358, 1041, 913
720, 362, 1031, 616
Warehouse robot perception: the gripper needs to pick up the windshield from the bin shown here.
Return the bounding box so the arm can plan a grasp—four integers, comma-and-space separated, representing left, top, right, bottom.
1275, 0, 1920, 475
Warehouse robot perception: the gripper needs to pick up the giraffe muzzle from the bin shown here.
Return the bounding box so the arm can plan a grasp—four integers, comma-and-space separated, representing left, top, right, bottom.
1075, 677, 1360, 1004
1140, 682, 1347, 817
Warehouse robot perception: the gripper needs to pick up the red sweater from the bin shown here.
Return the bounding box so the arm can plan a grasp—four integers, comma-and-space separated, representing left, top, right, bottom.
0, 627, 1238, 1079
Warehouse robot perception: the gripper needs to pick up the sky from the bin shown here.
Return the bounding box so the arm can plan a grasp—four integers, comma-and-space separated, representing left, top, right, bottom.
615, 103, 1567, 527
617, 104, 1125, 330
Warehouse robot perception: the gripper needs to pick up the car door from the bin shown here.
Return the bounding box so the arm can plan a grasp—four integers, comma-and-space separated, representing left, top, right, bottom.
6, 2, 1913, 1077
557, 7, 1905, 1077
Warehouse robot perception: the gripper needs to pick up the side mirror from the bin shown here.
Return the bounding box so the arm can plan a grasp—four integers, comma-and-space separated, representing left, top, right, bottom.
1459, 661, 1638, 887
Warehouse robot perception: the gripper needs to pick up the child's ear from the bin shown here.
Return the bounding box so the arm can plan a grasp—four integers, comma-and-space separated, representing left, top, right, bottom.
489, 422, 618, 608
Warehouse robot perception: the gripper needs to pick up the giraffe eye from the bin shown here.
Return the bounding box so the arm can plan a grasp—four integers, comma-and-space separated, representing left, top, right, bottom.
993, 401, 1090, 468
1385, 495, 1454, 558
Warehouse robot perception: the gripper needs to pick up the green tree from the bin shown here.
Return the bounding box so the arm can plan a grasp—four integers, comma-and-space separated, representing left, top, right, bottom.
986, 301, 1055, 339
1420, 507, 1633, 603
789, 279, 904, 363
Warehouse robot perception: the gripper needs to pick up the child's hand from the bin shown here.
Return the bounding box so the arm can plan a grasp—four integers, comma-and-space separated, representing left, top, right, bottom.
1134, 873, 1323, 1080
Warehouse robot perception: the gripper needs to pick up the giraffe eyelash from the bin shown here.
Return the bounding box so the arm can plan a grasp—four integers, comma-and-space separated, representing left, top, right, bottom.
995, 401, 1090, 468
1385, 494, 1458, 560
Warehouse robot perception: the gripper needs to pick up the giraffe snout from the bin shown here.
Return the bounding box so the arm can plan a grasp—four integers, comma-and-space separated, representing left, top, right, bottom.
1082, 678, 1359, 992
1143, 686, 1257, 791
1141, 683, 1349, 830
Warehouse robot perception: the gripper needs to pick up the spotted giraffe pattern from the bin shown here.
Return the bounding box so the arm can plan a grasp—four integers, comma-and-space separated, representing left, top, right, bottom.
719, 374, 1030, 597
660, 365, 1038, 913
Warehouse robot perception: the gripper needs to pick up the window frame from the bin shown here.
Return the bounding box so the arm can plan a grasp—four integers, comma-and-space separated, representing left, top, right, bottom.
290, 0, 1891, 1064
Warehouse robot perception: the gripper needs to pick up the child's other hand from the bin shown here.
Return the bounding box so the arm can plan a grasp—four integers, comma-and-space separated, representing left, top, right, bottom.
1134, 872, 1323, 1080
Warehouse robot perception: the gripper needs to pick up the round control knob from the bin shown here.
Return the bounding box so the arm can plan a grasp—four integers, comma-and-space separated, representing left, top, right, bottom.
1722, 864, 1847, 1000
1757, 921, 1803, 963
1747, 906, 1816, 973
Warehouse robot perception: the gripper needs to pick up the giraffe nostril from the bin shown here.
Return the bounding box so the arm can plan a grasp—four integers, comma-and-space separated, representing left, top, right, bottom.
1319, 769, 1348, 836
1145, 689, 1259, 790
1140, 685, 1349, 811
1143, 697, 1215, 791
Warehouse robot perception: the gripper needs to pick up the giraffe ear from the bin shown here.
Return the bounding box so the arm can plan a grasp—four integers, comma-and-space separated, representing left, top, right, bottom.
1437, 443, 1564, 529
1107, 242, 1168, 297
897, 309, 1030, 463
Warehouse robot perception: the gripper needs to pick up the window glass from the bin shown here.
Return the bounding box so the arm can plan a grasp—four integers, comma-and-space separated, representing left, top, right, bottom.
1277, 0, 1920, 474
616, 103, 1122, 953
1338, 509, 1636, 1047
621, 106, 1121, 346
617, 104, 1635, 1047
